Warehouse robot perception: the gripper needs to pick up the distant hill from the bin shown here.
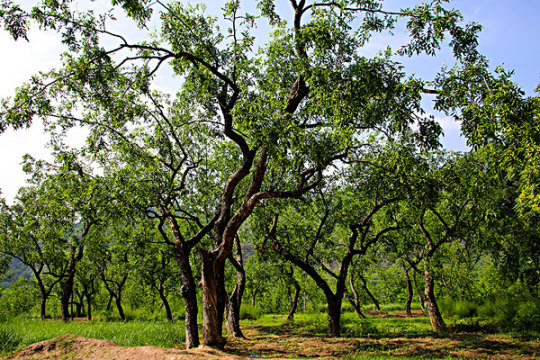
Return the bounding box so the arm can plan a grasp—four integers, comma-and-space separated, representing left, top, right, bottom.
0, 258, 33, 288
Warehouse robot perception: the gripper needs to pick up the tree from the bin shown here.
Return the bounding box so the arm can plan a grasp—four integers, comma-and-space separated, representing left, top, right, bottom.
401, 151, 483, 331
1, 0, 482, 347
0, 190, 61, 319
20, 154, 108, 321
436, 60, 540, 216
95, 222, 144, 321
262, 143, 408, 336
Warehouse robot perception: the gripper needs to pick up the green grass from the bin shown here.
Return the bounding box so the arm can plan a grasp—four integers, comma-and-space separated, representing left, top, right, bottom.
246, 310, 434, 338
0, 319, 186, 355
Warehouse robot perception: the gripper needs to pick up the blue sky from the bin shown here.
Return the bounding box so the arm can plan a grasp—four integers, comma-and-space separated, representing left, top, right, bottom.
0, 0, 539, 202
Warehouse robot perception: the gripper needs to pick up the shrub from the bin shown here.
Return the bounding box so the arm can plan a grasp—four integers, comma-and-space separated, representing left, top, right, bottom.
240, 304, 261, 320
440, 296, 478, 319
0, 327, 23, 354
0, 279, 38, 321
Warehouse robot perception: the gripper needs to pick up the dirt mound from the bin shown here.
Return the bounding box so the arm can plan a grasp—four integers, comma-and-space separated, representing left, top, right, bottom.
8, 334, 245, 360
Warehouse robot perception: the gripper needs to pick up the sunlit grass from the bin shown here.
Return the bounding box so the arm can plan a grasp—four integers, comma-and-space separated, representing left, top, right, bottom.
0, 319, 186, 355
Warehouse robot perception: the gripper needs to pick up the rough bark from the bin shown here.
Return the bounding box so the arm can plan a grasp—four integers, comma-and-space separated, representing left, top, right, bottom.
200, 249, 227, 348
172, 242, 200, 348
40, 297, 47, 320
60, 249, 82, 322
424, 261, 446, 332
225, 236, 245, 338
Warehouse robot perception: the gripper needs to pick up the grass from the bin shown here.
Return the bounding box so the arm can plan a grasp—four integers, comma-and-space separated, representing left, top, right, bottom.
0, 319, 186, 355
248, 311, 433, 338
1, 307, 538, 359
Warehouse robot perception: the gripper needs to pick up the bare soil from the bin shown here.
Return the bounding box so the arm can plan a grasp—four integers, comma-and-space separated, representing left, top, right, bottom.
7, 334, 244, 360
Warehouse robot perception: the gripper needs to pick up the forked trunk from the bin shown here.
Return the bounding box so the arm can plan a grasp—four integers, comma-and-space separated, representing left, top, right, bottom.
424, 263, 445, 332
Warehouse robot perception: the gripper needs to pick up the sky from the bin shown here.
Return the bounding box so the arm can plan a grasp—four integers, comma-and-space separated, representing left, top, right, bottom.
0, 0, 539, 203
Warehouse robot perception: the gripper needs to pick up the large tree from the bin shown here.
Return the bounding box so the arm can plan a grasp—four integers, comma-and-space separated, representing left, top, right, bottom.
1, 0, 482, 347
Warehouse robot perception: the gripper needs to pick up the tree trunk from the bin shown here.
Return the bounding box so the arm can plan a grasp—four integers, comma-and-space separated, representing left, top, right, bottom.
35, 276, 49, 320
106, 293, 113, 311
158, 286, 173, 322
326, 296, 342, 337
173, 242, 200, 349
344, 289, 366, 319
225, 236, 245, 338
61, 272, 75, 322
412, 272, 426, 312
286, 279, 301, 322
402, 262, 413, 317
200, 249, 227, 348
115, 293, 126, 321
424, 262, 445, 332
251, 285, 260, 307
358, 274, 380, 311
86, 293, 92, 321
75, 302, 84, 317
346, 272, 366, 319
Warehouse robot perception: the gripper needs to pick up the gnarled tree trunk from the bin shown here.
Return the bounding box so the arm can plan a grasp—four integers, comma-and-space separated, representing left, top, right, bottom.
424, 260, 445, 332
225, 235, 245, 338
172, 242, 200, 348
200, 249, 227, 348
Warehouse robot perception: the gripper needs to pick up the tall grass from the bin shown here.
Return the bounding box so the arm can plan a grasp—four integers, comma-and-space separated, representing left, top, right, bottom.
0, 319, 186, 355
253, 310, 433, 337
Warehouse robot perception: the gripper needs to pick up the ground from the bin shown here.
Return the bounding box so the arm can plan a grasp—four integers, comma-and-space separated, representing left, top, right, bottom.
7, 334, 244, 360
4, 311, 539, 359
